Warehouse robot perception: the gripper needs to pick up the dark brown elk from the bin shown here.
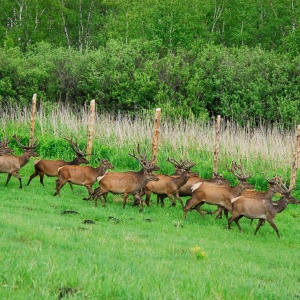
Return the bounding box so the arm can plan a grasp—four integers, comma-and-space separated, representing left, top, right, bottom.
183, 162, 253, 219
54, 158, 114, 197
0, 134, 38, 188
27, 137, 89, 187
228, 177, 299, 238
89, 146, 160, 210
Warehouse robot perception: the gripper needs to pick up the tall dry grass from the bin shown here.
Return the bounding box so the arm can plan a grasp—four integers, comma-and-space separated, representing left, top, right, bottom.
0, 103, 296, 179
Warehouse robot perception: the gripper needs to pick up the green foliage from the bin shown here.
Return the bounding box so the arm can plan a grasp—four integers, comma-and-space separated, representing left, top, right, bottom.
0, 0, 300, 127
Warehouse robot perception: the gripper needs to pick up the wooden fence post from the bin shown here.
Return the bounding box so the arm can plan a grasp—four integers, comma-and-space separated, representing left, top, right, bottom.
29, 93, 37, 146
213, 115, 221, 176
86, 99, 95, 160
152, 108, 161, 164
289, 125, 300, 189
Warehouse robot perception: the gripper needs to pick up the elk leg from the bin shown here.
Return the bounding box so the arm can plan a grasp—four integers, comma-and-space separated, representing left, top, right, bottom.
27, 171, 39, 186
254, 219, 266, 236
68, 182, 73, 190
54, 179, 66, 196
266, 219, 280, 238
183, 198, 203, 219
193, 202, 207, 218
174, 193, 184, 209
168, 195, 177, 207
122, 194, 129, 208
145, 191, 152, 206
82, 185, 93, 200
7, 173, 22, 188
233, 216, 243, 231
228, 213, 242, 230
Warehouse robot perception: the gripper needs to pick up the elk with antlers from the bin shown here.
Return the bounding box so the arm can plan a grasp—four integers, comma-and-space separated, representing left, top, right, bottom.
141, 157, 199, 208
54, 158, 114, 197
27, 137, 89, 187
0, 134, 38, 188
183, 161, 253, 219
89, 145, 160, 210
228, 177, 299, 238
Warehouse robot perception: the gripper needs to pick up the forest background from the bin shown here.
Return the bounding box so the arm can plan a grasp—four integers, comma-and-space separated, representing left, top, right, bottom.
0, 0, 300, 128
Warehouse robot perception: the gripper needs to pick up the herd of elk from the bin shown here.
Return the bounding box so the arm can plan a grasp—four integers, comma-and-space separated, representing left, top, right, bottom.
88, 145, 160, 210
228, 176, 299, 238
0, 133, 298, 237
0, 134, 38, 188
27, 137, 89, 187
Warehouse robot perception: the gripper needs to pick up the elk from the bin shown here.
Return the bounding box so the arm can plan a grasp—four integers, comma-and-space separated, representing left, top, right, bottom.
141, 158, 199, 208
183, 161, 253, 219
27, 137, 89, 187
89, 145, 160, 210
54, 158, 114, 197
228, 177, 299, 238
0, 134, 38, 188
156, 157, 230, 206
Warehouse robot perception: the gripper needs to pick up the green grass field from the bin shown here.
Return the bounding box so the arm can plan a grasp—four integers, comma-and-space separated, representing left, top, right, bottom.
0, 106, 300, 299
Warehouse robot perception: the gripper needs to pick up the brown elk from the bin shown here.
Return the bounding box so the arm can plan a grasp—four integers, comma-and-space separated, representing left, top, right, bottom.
0, 134, 38, 188
183, 161, 253, 219
141, 158, 199, 208
27, 137, 89, 187
228, 177, 299, 238
156, 157, 230, 210
89, 145, 160, 209
54, 158, 114, 197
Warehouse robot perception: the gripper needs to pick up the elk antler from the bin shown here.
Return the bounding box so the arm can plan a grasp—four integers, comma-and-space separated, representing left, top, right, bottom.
129, 144, 160, 173
0, 131, 13, 155
64, 136, 86, 157
12, 134, 37, 151
226, 161, 252, 181
274, 176, 292, 195
167, 157, 196, 171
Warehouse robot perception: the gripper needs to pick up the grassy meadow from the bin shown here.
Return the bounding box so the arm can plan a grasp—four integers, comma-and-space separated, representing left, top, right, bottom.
0, 104, 300, 299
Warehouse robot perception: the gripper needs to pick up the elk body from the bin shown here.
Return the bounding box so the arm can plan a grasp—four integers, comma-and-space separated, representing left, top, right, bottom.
228, 179, 299, 238
183, 162, 253, 219
27, 137, 89, 187
0, 134, 38, 188
89, 145, 160, 210
54, 159, 114, 197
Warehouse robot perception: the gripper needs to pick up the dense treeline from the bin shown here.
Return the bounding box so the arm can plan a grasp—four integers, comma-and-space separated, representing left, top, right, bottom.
0, 1, 300, 128
1, 0, 299, 53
